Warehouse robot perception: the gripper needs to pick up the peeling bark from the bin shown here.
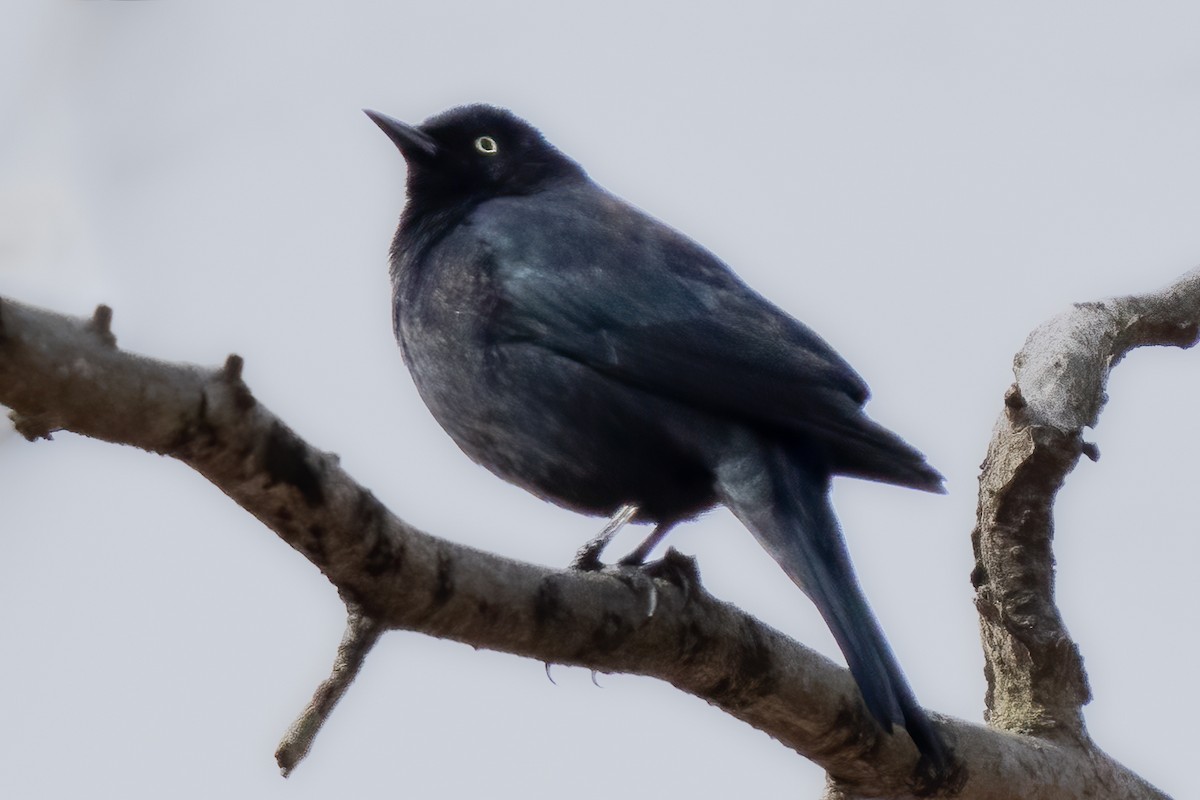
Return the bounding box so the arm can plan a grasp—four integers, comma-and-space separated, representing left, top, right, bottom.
972, 268, 1200, 752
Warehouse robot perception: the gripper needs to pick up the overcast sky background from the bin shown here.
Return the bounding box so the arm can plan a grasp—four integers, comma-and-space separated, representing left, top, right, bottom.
1, 3, 1197, 797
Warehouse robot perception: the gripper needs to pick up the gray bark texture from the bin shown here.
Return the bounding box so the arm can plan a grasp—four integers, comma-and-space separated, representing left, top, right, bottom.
2, 269, 1194, 799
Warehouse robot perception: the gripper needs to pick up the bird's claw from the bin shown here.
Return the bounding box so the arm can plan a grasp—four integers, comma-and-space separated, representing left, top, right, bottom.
573, 546, 701, 619
597, 562, 659, 619
636, 547, 700, 604
602, 548, 701, 616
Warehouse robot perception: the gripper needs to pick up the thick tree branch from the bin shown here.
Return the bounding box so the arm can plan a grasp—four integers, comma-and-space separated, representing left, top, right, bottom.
0, 293, 1177, 799
972, 268, 1200, 744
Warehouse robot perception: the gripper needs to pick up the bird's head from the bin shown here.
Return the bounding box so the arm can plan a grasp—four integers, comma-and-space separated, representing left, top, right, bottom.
365, 104, 585, 209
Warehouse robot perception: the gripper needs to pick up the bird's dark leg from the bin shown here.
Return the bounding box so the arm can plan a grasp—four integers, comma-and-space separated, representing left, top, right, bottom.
573, 504, 662, 618
617, 520, 677, 566
571, 503, 638, 571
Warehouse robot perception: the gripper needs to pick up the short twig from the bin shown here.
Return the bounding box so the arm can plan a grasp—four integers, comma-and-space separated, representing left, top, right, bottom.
275, 605, 385, 776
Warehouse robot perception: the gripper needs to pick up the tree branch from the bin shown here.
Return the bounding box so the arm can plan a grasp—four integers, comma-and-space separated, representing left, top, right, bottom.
275, 604, 384, 776
972, 267, 1200, 743
0, 291, 1179, 799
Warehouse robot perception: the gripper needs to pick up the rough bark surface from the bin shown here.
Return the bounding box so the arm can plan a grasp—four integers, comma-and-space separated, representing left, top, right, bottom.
2, 274, 1193, 799
971, 269, 1200, 752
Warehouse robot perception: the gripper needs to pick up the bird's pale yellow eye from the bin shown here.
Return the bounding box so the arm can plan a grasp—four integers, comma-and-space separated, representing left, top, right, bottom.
474, 136, 499, 155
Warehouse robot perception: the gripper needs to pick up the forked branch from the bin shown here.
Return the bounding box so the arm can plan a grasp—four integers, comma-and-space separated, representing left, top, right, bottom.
2, 280, 1189, 800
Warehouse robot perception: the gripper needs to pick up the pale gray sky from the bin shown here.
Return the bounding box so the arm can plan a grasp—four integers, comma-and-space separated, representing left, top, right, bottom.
2, 3, 1197, 797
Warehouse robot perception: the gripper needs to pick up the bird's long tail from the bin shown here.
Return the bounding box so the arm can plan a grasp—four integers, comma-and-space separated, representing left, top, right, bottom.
715, 438, 948, 770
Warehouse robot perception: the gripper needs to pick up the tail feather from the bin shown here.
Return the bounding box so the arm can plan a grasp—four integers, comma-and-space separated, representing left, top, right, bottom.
828, 413, 947, 494
716, 438, 948, 769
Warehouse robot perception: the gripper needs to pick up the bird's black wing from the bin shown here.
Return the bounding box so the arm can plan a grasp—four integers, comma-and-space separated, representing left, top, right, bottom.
471, 191, 940, 490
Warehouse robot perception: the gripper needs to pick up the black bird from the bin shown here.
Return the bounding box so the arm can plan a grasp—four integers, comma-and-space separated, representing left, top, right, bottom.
366, 104, 948, 767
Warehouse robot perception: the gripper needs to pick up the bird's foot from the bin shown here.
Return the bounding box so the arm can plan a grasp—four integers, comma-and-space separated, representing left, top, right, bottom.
570, 546, 605, 573
577, 548, 701, 619
627, 547, 701, 603
571, 503, 639, 571
596, 562, 660, 618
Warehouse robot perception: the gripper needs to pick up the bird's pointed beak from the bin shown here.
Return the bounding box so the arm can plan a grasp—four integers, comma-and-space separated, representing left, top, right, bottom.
364, 109, 439, 161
